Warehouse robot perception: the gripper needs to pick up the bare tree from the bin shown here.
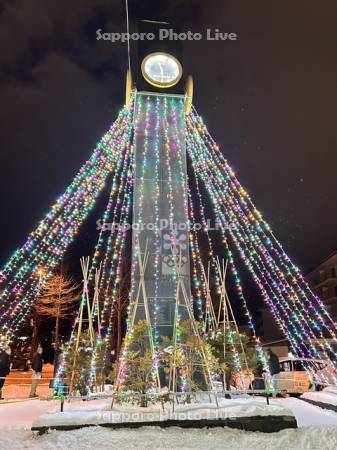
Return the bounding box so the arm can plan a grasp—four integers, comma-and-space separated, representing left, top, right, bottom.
34, 273, 80, 350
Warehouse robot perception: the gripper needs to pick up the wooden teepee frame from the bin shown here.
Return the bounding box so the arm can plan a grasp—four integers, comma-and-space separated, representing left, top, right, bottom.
201, 261, 217, 333
215, 257, 251, 388
168, 247, 214, 395
92, 262, 102, 338
69, 257, 95, 392
114, 238, 161, 393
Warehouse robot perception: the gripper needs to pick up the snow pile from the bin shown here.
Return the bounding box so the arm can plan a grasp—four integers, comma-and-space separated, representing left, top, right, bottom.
1, 425, 337, 450
1, 397, 337, 449
301, 386, 337, 407
0, 399, 59, 428
324, 386, 337, 395
31, 396, 294, 428
274, 397, 337, 427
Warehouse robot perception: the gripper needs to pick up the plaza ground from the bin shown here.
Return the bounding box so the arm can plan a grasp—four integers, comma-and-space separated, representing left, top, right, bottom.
0, 396, 336, 449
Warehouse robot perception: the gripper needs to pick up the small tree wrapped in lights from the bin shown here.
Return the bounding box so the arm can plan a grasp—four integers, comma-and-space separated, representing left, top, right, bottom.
92, 338, 110, 392
113, 320, 156, 406
208, 330, 257, 390
160, 319, 216, 397
63, 331, 93, 396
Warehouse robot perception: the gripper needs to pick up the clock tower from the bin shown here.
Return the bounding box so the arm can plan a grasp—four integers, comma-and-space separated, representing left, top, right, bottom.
127, 21, 193, 341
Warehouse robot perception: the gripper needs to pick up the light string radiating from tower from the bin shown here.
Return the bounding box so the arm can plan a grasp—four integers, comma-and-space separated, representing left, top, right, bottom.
187, 121, 320, 363
95, 138, 133, 332
54, 104, 135, 388
1, 85, 336, 393
89, 138, 135, 387
0, 106, 134, 340
187, 109, 337, 371
187, 151, 268, 373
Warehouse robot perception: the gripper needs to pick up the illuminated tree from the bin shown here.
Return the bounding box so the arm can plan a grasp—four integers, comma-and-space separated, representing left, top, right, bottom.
114, 320, 155, 406
34, 273, 79, 350
208, 330, 258, 389
63, 331, 93, 396
160, 320, 216, 395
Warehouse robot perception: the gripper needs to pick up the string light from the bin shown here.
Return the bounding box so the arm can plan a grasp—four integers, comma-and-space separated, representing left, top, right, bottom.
187, 110, 337, 380
2, 90, 336, 391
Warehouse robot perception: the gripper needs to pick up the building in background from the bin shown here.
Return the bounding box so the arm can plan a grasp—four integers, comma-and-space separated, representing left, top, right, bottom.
255, 250, 337, 358
256, 308, 289, 357
306, 250, 337, 322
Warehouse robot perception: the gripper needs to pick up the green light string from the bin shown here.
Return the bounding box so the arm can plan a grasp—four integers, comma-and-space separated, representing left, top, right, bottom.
0, 111, 127, 332
105, 146, 134, 337
116, 95, 156, 391
0, 110, 124, 280
9, 113, 132, 335
187, 124, 314, 362
88, 143, 134, 386
187, 113, 336, 383
165, 96, 192, 302
54, 109, 134, 387
128, 94, 148, 315
89, 98, 135, 291
187, 184, 207, 321
189, 111, 336, 365
189, 128, 311, 346
1, 108, 133, 339
151, 95, 162, 345
193, 122, 327, 342
186, 131, 269, 376
191, 110, 336, 333
99, 141, 133, 330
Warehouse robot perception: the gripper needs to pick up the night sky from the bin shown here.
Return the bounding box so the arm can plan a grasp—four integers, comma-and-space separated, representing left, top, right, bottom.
0, 0, 336, 274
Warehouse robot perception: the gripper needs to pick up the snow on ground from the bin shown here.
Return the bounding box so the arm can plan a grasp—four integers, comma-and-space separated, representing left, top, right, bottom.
32, 396, 294, 428
0, 424, 337, 450
301, 386, 337, 407
0, 397, 336, 449
271, 397, 337, 427
0, 399, 59, 428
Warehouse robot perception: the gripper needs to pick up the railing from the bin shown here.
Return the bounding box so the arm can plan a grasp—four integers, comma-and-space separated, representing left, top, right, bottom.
0, 375, 305, 411
52, 385, 279, 413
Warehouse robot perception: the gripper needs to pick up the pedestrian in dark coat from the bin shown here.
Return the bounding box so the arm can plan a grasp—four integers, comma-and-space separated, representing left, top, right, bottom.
253, 361, 265, 390
0, 347, 11, 399
268, 350, 281, 375
29, 345, 44, 398
265, 349, 281, 397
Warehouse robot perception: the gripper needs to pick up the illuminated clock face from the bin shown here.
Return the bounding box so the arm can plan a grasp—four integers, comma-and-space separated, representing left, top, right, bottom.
141, 52, 183, 88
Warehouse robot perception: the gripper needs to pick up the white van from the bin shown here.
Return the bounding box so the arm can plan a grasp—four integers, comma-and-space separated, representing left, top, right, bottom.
276, 357, 336, 394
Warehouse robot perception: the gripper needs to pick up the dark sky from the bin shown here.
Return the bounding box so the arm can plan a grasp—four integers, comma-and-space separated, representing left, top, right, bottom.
0, 0, 336, 273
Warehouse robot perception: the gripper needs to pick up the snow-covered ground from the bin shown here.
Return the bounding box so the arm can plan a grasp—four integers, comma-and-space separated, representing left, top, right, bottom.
31, 396, 294, 428
0, 397, 336, 449
301, 386, 337, 407
273, 397, 337, 427
1, 424, 337, 450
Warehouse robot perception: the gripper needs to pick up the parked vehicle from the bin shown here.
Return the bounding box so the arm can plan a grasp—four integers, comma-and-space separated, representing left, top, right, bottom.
275, 357, 336, 394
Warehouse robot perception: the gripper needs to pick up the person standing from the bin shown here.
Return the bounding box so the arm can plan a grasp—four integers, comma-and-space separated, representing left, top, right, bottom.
0, 346, 11, 400
29, 345, 44, 398
265, 349, 281, 396
253, 360, 265, 390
